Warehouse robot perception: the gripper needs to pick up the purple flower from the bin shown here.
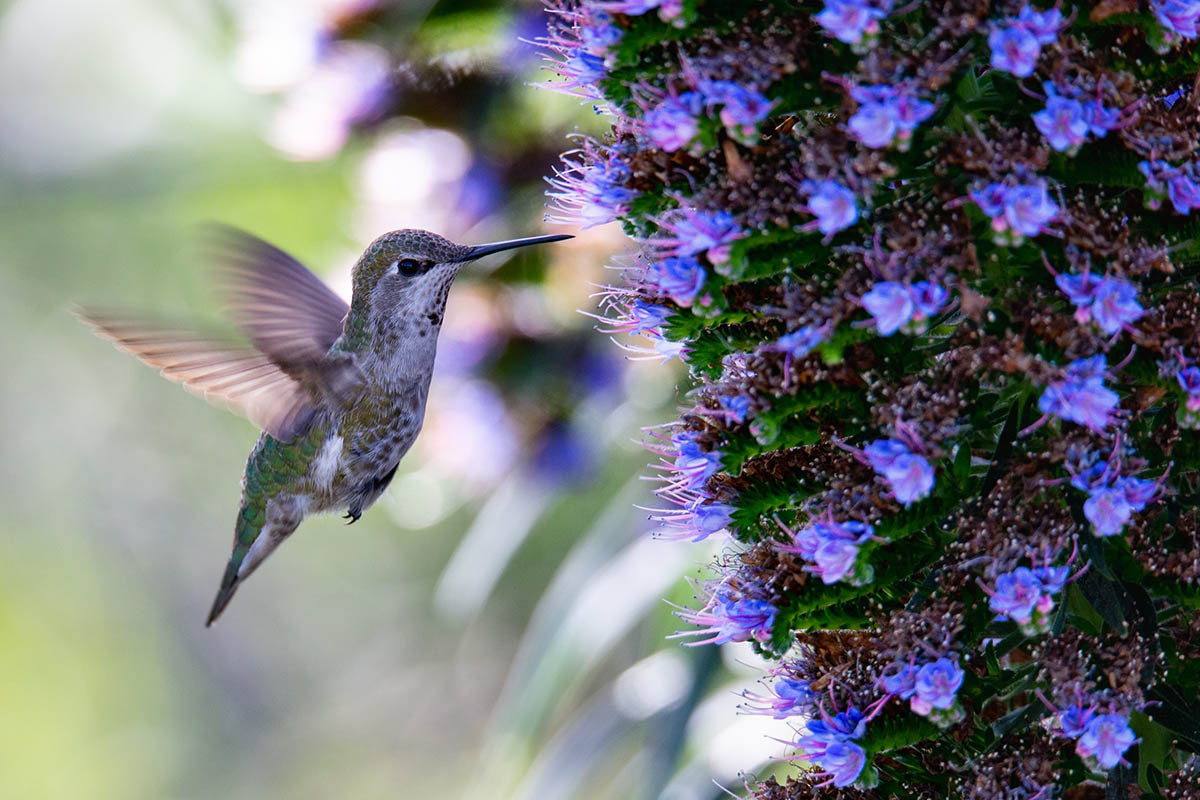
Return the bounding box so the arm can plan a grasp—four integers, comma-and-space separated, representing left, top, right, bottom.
886, 452, 936, 505
1038, 379, 1120, 432
671, 432, 722, 490
989, 567, 1043, 622
743, 677, 815, 718
1077, 714, 1138, 770
1082, 100, 1121, 137
911, 658, 964, 713
794, 708, 869, 786
863, 438, 911, 472
719, 395, 751, 424
911, 282, 949, 318
882, 663, 919, 698
691, 501, 736, 539
1115, 476, 1158, 511
777, 325, 828, 357
1154, 0, 1200, 40
595, 0, 662, 14
1017, 5, 1064, 44
653, 209, 744, 262
807, 180, 859, 235
1084, 485, 1133, 536
1090, 279, 1144, 335
547, 148, 637, 228
1003, 182, 1059, 236
1178, 366, 1200, 395
1034, 94, 1089, 153
815, 0, 891, 44
629, 301, 672, 332
971, 183, 1008, 217
674, 590, 777, 646
642, 92, 702, 152
703, 81, 775, 138
1034, 565, 1070, 594
861, 281, 915, 335
1056, 272, 1103, 306
862, 439, 934, 505
848, 84, 935, 150
783, 518, 876, 584
1058, 705, 1095, 738
848, 101, 898, 148
989, 24, 1041, 77
1168, 174, 1200, 214
822, 741, 868, 787
652, 257, 706, 306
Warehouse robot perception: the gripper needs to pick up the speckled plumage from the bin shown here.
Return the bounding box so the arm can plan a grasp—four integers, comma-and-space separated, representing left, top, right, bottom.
79, 226, 570, 625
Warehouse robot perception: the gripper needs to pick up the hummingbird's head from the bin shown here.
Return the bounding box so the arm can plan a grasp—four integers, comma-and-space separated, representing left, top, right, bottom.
352, 229, 572, 329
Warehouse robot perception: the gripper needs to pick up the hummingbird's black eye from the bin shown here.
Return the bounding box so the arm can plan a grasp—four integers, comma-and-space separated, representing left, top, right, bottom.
396, 258, 424, 276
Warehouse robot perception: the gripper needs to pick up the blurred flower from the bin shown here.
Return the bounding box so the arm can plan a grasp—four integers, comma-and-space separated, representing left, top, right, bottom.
1077, 714, 1138, 771
848, 83, 935, 151
815, 0, 892, 46
266, 41, 392, 161
805, 180, 859, 236
1153, 0, 1200, 42
641, 91, 703, 152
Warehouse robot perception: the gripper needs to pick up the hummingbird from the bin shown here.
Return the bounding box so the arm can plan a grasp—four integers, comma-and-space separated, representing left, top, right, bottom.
78, 227, 571, 625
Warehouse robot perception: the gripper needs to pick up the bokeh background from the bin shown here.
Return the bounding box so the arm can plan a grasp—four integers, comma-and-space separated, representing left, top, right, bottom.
0, 1, 783, 798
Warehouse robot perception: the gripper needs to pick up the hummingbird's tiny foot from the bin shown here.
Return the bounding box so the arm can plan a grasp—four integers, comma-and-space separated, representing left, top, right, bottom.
343, 511, 361, 524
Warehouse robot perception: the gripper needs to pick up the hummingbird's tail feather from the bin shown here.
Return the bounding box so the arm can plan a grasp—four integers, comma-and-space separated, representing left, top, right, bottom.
206, 563, 241, 627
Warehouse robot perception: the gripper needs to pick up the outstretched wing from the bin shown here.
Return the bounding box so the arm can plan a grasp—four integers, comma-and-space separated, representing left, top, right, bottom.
209, 226, 349, 372
76, 311, 319, 442
208, 226, 360, 407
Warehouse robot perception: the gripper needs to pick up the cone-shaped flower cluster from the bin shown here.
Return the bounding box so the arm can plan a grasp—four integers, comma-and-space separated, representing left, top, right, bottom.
539, 1, 1200, 797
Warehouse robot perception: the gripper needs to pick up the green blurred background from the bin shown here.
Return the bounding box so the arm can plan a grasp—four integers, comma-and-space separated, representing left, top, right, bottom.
0, 1, 783, 798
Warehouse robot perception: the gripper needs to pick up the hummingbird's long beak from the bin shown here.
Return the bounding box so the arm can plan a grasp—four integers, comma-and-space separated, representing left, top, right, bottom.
462, 234, 573, 262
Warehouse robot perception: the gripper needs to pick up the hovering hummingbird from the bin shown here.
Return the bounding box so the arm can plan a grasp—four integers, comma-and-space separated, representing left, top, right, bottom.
79, 227, 571, 625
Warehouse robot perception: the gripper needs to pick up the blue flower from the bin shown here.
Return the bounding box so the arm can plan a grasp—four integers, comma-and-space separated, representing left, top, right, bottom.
702, 81, 775, 139
1033, 93, 1089, 153
821, 741, 868, 787
652, 256, 706, 306
1090, 279, 1144, 335
1076, 714, 1138, 770
783, 518, 875, 584
1037, 371, 1120, 432
642, 92, 702, 152
1081, 100, 1121, 137
1153, 0, 1200, 41
1168, 174, 1200, 214
719, 395, 751, 424
882, 663, 918, 698
861, 281, 914, 335
794, 708, 869, 786
1055, 272, 1103, 306
863, 439, 934, 505
806, 180, 859, 235
848, 83, 935, 150
1058, 705, 1095, 738
690, 501, 736, 539
911, 658, 964, 713
673, 586, 777, 646
547, 147, 637, 228
988, 567, 1043, 622
1002, 182, 1059, 237
776, 325, 828, 357
988, 25, 1040, 77
1016, 5, 1064, 44
970, 182, 1008, 217
815, 0, 891, 45
1084, 485, 1133, 537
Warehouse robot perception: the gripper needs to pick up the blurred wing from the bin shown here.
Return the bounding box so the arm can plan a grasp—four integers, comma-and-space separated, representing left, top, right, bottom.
208, 225, 350, 373
77, 311, 319, 442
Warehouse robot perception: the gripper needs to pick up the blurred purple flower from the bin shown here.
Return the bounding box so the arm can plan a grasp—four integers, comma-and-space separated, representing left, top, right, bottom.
806, 180, 859, 236
989, 567, 1043, 622
1034, 93, 1089, 152
1077, 714, 1138, 770
642, 92, 703, 152
1037, 357, 1120, 432
911, 658, 964, 713
988, 25, 1040, 77
547, 145, 638, 228
1153, 0, 1200, 40
742, 677, 815, 718
815, 0, 892, 45
848, 84, 935, 150
882, 663, 919, 699
674, 589, 777, 645
651, 256, 706, 306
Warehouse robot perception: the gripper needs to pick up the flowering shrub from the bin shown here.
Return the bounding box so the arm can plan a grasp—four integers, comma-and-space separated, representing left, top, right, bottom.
541, 1, 1200, 797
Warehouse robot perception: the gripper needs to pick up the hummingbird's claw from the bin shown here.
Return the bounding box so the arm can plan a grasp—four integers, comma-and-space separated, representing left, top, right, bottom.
343, 510, 361, 525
